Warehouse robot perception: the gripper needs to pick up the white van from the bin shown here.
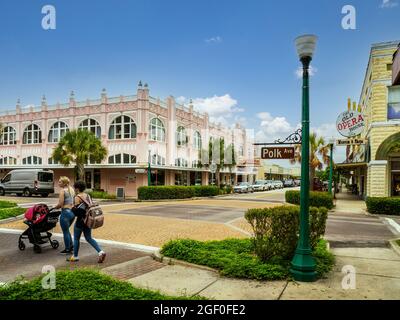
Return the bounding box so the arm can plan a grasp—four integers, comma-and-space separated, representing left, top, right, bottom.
0, 169, 55, 197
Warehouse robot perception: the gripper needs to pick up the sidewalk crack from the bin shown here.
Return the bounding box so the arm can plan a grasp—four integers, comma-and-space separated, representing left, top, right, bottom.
277, 281, 289, 300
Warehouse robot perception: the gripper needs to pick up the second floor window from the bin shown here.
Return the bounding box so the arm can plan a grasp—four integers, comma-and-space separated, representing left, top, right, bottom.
0, 157, 17, 165
177, 126, 187, 146
48, 121, 69, 143
0, 126, 16, 145
108, 153, 137, 164
193, 131, 202, 150
149, 118, 165, 142
175, 158, 188, 167
79, 118, 101, 138
23, 124, 42, 144
108, 116, 137, 140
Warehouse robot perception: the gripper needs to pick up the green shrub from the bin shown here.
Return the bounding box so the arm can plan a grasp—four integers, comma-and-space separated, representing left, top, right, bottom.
313, 239, 335, 278
88, 191, 117, 200
0, 269, 203, 300
138, 186, 220, 200
285, 190, 334, 209
244, 205, 328, 262
0, 200, 18, 209
366, 197, 400, 215
161, 238, 333, 281
245, 206, 300, 261
0, 207, 26, 220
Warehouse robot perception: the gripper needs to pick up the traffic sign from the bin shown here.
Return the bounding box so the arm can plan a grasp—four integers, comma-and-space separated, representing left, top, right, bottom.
261, 147, 295, 160
210, 163, 217, 173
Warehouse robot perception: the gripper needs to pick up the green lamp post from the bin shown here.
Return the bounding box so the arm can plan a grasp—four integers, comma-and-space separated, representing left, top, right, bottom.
148, 150, 151, 186
290, 34, 318, 282
328, 140, 334, 196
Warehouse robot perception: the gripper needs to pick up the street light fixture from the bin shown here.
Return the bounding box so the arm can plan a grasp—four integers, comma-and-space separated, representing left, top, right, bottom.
290, 34, 318, 282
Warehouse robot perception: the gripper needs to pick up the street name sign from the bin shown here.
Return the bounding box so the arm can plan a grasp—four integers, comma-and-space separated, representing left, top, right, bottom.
261, 147, 295, 160
135, 168, 147, 174
336, 138, 367, 146
336, 110, 365, 137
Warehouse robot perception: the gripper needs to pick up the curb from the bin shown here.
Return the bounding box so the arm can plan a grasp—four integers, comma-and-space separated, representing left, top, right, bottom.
135, 195, 231, 203
151, 250, 219, 273
389, 239, 400, 257
0, 214, 25, 225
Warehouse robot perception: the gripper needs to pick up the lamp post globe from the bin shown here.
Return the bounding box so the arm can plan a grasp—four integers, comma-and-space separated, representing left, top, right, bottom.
290, 34, 318, 282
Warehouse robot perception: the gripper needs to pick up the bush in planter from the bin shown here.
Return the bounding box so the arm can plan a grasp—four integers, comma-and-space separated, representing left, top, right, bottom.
138, 186, 221, 200
285, 190, 334, 209
244, 205, 328, 262
192, 186, 220, 197
366, 197, 400, 215
88, 191, 117, 200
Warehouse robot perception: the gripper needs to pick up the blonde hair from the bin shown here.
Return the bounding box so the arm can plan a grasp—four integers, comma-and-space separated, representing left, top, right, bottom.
59, 176, 75, 196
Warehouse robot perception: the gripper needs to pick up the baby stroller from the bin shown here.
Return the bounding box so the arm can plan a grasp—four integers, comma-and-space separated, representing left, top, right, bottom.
18, 204, 61, 253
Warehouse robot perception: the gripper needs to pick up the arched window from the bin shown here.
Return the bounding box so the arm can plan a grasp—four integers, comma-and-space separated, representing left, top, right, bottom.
23, 124, 42, 144
193, 131, 202, 150
48, 121, 69, 143
79, 118, 101, 138
151, 154, 166, 166
0, 126, 16, 145
23, 156, 42, 165
0, 157, 17, 165
149, 118, 165, 142
108, 116, 136, 139
176, 126, 187, 146
192, 160, 201, 168
175, 158, 188, 167
48, 157, 60, 165
108, 153, 136, 164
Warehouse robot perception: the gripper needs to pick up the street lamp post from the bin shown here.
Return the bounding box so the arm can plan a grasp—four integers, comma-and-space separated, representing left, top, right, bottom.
148, 150, 151, 186
328, 141, 334, 196
290, 34, 318, 282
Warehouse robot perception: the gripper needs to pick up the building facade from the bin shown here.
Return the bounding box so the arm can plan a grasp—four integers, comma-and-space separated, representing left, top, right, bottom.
256, 161, 301, 181
0, 82, 255, 197
349, 41, 400, 198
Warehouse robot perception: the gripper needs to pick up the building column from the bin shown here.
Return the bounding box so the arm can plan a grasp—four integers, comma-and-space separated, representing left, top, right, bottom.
367, 160, 389, 197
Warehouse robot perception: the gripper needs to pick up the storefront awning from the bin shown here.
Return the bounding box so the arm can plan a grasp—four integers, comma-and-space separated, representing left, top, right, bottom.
335, 162, 367, 169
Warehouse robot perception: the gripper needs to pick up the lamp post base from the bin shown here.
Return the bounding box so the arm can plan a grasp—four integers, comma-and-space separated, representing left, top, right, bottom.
290, 249, 317, 282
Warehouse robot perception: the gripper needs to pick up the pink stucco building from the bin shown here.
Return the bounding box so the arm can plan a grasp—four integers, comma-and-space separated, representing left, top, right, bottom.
0, 82, 256, 197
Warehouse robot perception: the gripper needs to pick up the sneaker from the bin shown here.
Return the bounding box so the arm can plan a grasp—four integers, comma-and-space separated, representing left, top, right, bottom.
59, 247, 73, 254
66, 256, 79, 262
98, 252, 106, 263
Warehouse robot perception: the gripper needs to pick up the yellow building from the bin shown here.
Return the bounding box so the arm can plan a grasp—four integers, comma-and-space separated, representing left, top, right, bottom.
257, 161, 301, 181
349, 40, 400, 198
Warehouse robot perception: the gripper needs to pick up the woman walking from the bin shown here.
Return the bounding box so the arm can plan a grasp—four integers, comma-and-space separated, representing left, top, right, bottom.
67, 180, 106, 263
54, 176, 75, 254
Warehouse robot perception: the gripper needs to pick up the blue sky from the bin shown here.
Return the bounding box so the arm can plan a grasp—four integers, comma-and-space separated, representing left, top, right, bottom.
0, 0, 399, 163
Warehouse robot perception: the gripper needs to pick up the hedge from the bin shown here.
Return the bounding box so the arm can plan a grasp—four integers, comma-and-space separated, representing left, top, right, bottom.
0, 269, 204, 300
244, 205, 328, 262
138, 186, 220, 200
88, 191, 117, 200
366, 197, 400, 215
285, 190, 334, 209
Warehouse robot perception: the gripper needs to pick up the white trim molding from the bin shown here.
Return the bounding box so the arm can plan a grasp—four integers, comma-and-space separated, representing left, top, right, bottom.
368, 160, 388, 167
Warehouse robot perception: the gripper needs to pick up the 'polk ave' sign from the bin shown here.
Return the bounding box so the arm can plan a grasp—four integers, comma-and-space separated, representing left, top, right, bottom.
261, 147, 295, 160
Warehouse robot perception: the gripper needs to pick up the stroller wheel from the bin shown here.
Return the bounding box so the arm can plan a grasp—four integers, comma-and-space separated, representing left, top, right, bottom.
18, 241, 25, 251
33, 245, 42, 254
51, 240, 59, 249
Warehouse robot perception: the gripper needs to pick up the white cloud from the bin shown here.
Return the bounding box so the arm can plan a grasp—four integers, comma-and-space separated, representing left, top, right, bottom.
380, 0, 398, 8
295, 65, 318, 79
205, 36, 222, 44
178, 94, 245, 127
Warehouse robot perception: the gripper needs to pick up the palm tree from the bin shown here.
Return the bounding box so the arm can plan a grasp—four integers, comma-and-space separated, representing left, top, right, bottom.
290, 132, 330, 190
52, 130, 107, 181
199, 137, 236, 187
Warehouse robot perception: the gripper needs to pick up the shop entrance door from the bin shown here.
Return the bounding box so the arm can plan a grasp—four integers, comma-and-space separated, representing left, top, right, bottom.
392, 173, 400, 196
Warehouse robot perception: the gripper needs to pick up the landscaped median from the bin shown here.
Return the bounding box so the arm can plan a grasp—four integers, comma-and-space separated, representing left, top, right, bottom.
137, 185, 231, 200
0, 269, 205, 300
0, 201, 26, 221
160, 205, 334, 281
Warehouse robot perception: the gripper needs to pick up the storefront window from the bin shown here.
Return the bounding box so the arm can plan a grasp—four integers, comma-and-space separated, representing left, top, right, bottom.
175, 171, 188, 186
150, 169, 165, 186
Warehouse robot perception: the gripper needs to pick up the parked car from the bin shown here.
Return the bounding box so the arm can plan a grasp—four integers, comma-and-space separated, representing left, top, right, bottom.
0, 169, 54, 197
233, 182, 254, 193
273, 180, 284, 189
283, 179, 295, 188
294, 179, 301, 187
264, 180, 276, 190
252, 180, 267, 192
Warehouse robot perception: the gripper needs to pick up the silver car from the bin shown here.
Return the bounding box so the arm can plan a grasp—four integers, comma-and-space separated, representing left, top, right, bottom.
252, 180, 267, 191
234, 182, 254, 193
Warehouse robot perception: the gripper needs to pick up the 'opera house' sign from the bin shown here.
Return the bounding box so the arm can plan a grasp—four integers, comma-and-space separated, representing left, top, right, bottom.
336, 110, 365, 138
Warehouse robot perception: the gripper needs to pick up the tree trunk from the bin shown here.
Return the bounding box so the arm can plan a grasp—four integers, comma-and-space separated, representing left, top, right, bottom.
216, 169, 221, 187
309, 165, 315, 191
76, 163, 85, 181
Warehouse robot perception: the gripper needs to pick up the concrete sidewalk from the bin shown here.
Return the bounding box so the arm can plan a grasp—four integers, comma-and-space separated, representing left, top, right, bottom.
125, 247, 400, 300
